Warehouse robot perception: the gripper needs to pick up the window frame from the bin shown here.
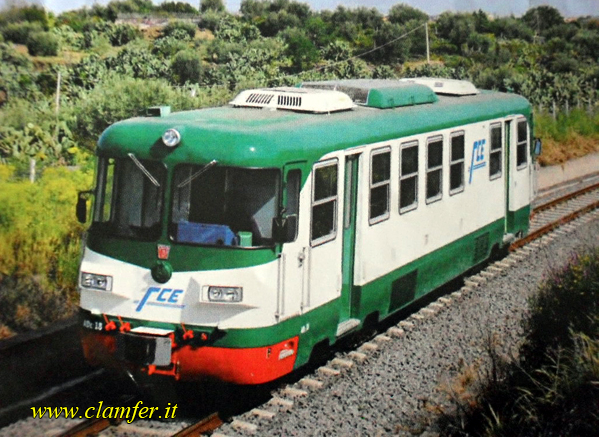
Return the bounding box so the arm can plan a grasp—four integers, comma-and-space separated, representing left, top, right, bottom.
425, 135, 443, 205
92, 157, 167, 242
310, 159, 339, 247
399, 140, 419, 214
368, 146, 391, 225
284, 169, 301, 242
489, 123, 502, 181
516, 118, 528, 170
449, 131, 465, 195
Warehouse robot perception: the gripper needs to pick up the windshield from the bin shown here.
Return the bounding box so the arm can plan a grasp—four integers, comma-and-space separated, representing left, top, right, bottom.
92, 157, 166, 240
170, 165, 280, 247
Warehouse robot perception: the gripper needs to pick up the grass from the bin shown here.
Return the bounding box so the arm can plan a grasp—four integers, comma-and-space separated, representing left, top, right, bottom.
536, 108, 599, 166
433, 248, 599, 436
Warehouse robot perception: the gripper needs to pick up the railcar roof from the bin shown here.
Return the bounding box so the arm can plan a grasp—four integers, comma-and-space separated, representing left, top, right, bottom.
98, 89, 531, 168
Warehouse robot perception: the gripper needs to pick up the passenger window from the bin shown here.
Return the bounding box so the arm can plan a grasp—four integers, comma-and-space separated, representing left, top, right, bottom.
450, 132, 465, 195
311, 160, 338, 245
369, 148, 391, 224
426, 136, 443, 203
517, 119, 528, 169
489, 123, 502, 180
399, 141, 418, 213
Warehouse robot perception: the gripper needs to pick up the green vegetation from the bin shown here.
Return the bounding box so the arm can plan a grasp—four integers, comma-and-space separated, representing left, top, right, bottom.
0, 165, 92, 337
0, 1, 597, 336
436, 249, 599, 436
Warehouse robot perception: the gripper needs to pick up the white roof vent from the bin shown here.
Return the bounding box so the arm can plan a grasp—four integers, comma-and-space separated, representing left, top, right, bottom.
399, 77, 479, 96
230, 87, 355, 113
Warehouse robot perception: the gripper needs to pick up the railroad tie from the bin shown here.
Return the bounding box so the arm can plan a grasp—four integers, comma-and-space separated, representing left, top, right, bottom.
299, 377, 324, 389
251, 408, 276, 420
231, 419, 258, 434
348, 351, 368, 363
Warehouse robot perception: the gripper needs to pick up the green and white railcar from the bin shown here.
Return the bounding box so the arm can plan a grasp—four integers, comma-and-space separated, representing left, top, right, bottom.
78, 78, 537, 384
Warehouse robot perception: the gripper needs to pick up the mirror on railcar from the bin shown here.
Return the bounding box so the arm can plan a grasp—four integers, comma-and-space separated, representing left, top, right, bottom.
533, 138, 542, 157
272, 214, 298, 243
76, 190, 93, 224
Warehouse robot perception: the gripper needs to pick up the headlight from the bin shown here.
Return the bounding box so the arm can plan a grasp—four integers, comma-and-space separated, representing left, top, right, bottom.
162, 128, 181, 147
207, 286, 243, 303
80, 272, 113, 291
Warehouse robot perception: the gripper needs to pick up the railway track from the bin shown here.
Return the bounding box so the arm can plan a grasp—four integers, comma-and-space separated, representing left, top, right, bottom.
1, 181, 599, 437
57, 411, 221, 437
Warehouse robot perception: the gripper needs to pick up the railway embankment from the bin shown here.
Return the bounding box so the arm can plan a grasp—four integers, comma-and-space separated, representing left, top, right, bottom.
537, 151, 599, 197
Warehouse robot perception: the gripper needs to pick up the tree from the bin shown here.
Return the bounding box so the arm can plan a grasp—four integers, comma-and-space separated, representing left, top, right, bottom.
388, 3, 428, 26
282, 28, 319, 73
157, 2, 199, 14
201, 0, 225, 13
171, 50, 202, 85
521, 6, 564, 35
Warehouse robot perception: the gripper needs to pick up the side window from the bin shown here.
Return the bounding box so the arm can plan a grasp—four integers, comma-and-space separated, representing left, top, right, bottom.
285, 169, 301, 241
489, 123, 502, 180
450, 131, 465, 195
426, 136, 443, 204
517, 118, 528, 169
311, 160, 338, 245
399, 141, 418, 214
369, 147, 391, 224
94, 157, 115, 223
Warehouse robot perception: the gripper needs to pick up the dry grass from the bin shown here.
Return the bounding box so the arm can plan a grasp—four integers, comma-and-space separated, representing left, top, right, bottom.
538, 134, 599, 167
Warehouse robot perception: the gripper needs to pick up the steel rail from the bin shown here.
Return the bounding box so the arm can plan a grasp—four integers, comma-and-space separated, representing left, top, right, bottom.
512, 198, 599, 251
532, 181, 599, 217
58, 416, 120, 437
172, 413, 223, 436
58, 411, 222, 437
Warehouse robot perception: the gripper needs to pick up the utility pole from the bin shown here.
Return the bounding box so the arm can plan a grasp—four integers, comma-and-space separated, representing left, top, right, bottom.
425, 21, 430, 64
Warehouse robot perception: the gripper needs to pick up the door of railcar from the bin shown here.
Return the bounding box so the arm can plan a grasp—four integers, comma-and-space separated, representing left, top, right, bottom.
340, 154, 360, 324
505, 117, 531, 236
279, 162, 305, 321
504, 119, 512, 233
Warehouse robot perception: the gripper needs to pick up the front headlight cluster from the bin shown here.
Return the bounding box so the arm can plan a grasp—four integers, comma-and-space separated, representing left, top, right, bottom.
207, 286, 243, 303
80, 272, 113, 291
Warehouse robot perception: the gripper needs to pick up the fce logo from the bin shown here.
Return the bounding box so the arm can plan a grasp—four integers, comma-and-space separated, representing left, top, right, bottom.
469, 139, 487, 184
135, 287, 185, 312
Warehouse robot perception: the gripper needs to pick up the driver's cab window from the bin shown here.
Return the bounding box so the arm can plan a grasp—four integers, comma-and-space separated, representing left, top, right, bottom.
170, 165, 280, 247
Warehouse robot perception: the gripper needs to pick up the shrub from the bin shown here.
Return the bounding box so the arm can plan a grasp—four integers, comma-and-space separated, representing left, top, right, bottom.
152, 35, 189, 57
161, 20, 197, 40
0, 165, 93, 333
70, 74, 231, 147
435, 248, 599, 436
107, 23, 141, 46
1, 21, 44, 44
171, 49, 202, 85
26, 32, 60, 57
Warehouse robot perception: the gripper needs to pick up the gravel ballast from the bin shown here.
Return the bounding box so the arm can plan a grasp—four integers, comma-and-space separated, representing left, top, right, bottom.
217, 213, 599, 437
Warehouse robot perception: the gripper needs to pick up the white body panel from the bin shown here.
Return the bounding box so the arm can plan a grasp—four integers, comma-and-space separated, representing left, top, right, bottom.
79, 247, 280, 329
81, 115, 533, 330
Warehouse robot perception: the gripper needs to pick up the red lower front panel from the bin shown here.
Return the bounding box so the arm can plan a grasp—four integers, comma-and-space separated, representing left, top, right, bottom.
81, 330, 299, 385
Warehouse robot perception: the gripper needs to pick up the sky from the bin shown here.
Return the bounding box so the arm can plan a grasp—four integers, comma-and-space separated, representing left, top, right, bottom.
2, 0, 598, 18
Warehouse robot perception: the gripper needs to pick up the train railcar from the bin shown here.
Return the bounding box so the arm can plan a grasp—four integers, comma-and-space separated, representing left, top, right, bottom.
77, 78, 537, 384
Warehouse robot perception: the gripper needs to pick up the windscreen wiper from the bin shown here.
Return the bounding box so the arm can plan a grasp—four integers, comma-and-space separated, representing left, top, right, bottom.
128, 153, 160, 187
177, 160, 218, 188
